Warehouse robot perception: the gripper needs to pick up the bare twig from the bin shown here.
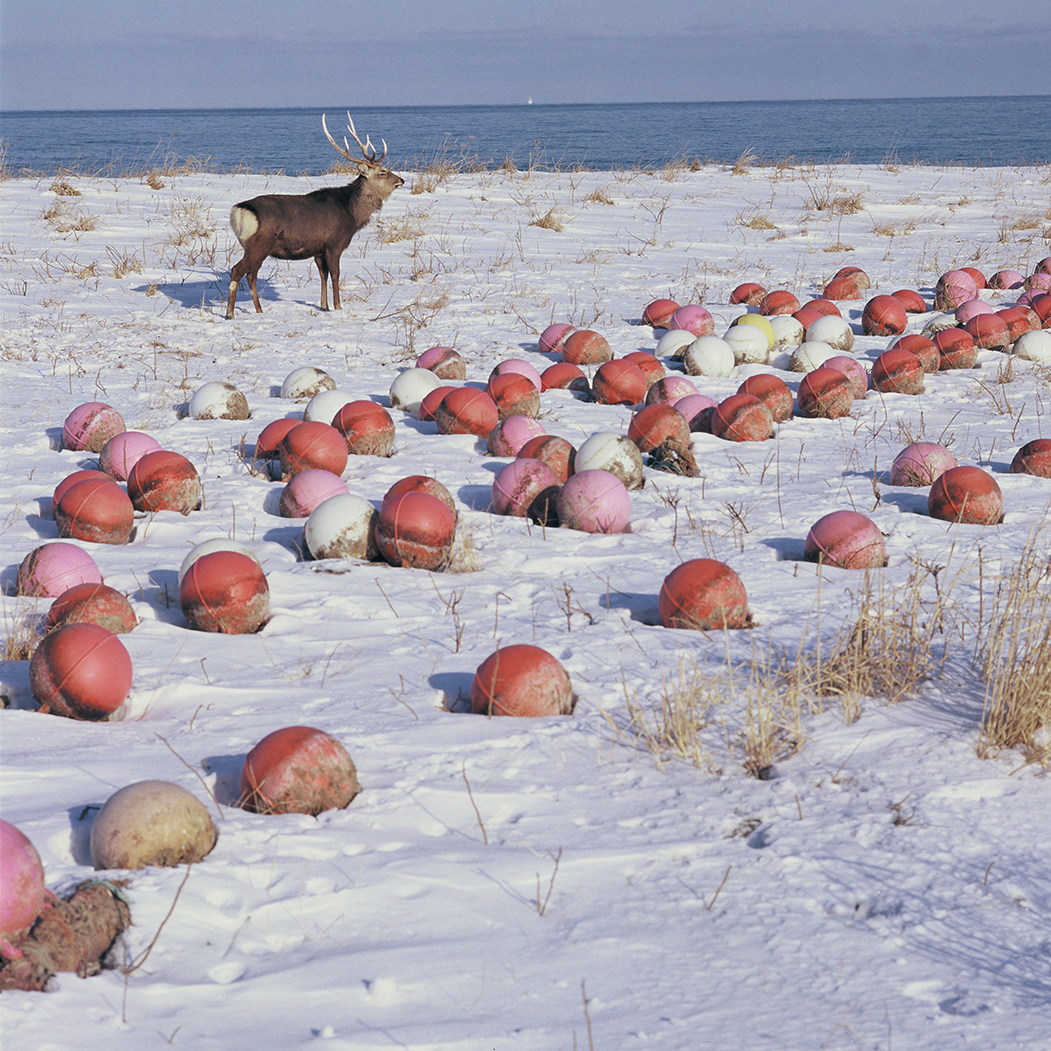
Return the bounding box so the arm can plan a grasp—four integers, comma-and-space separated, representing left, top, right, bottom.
123, 865, 194, 975
461, 764, 488, 844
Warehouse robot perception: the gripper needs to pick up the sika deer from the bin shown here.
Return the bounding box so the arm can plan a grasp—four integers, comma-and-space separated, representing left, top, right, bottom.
226, 114, 404, 318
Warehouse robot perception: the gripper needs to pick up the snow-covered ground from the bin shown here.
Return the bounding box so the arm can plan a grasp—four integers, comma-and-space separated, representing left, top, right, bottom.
1, 156, 1050, 1049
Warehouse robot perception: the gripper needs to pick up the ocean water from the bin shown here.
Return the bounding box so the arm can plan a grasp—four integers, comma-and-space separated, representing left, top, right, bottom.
2, 97, 1049, 175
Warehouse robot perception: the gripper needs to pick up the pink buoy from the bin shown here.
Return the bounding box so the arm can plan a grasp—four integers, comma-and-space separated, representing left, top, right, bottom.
889, 442, 958, 486
934, 270, 978, 311
824, 355, 869, 399
489, 358, 542, 390
955, 299, 994, 324
99, 431, 162, 481
804, 510, 886, 569
989, 269, 1025, 290
278, 469, 349, 518
538, 323, 577, 356
646, 376, 698, 406
667, 305, 715, 337
491, 458, 561, 523
671, 393, 718, 432
1, 820, 47, 957
416, 346, 466, 380
487, 415, 547, 457
17, 542, 102, 597
555, 469, 630, 534
62, 402, 126, 453
471, 644, 573, 717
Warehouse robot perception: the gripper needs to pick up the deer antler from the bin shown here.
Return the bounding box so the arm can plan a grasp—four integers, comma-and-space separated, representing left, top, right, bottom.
322, 113, 388, 167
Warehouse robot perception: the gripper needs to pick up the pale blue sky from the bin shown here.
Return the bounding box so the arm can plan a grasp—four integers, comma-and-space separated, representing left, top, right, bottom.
2, 1, 1049, 109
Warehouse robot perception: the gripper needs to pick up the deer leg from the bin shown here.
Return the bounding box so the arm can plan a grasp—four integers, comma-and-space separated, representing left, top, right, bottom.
327, 249, 342, 311
247, 268, 263, 312
227, 255, 249, 318
314, 255, 330, 311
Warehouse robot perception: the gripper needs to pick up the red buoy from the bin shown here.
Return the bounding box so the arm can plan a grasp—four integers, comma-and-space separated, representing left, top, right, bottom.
591, 359, 648, 406
240, 726, 360, 815
562, 329, 612, 365
928, 466, 1003, 525
180, 551, 270, 633
278, 421, 349, 477
29, 623, 132, 720
127, 451, 202, 515
332, 401, 396, 456
435, 387, 499, 438
471, 645, 573, 716
658, 559, 750, 631
376, 492, 456, 570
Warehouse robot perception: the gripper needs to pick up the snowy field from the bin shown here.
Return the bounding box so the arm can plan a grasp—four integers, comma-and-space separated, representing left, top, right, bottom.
1, 154, 1050, 1049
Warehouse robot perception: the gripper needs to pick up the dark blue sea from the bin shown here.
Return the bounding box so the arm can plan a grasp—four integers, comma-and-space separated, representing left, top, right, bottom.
2, 97, 1049, 175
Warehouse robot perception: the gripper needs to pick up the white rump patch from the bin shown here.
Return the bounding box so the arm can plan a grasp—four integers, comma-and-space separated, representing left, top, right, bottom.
230, 205, 259, 243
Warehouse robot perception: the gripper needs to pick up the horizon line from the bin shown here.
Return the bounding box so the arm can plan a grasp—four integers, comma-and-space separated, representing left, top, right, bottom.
3, 93, 1049, 115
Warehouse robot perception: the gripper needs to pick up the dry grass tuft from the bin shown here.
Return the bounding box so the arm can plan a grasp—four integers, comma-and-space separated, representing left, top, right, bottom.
410, 134, 487, 193
2, 604, 44, 661
447, 519, 482, 573
49, 179, 81, 197
610, 645, 804, 779
789, 563, 956, 724
730, 147, 758, 176
529, 207, 566, 232
738, 212, 777, 231
613, 660, 720, 772
583, 187, 615, 206
376, 210, 430, 244
976, 528, 1051, 765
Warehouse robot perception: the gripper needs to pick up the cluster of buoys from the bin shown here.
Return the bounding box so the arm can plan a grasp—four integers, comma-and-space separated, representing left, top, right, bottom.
6, 247, 1050, 964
